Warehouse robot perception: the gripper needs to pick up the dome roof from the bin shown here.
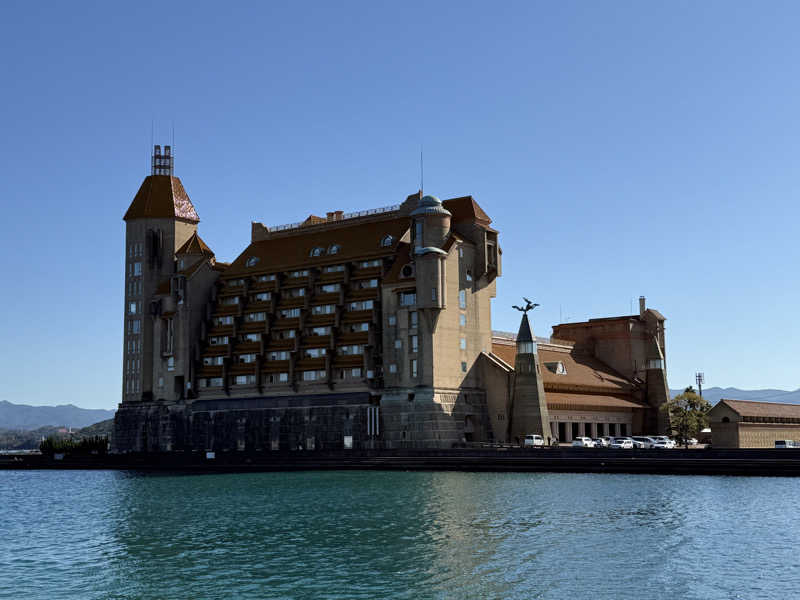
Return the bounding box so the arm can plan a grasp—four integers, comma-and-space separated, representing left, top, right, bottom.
410, 194, 452, 217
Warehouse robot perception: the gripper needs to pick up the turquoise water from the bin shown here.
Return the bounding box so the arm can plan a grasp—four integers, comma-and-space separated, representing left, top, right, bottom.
1, 470, 798, 599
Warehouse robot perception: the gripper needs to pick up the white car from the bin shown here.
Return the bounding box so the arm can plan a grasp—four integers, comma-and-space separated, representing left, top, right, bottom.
571, 437, 595, 448
632, 436, 656, 449
523, 434, 544, 447
652, 436, 675, 449
610, 437, 634, 449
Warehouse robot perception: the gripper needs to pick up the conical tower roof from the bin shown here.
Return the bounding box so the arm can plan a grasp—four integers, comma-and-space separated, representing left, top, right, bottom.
123, 175, 199, 222
176, 231, 214, 256
517, 313, 534, 344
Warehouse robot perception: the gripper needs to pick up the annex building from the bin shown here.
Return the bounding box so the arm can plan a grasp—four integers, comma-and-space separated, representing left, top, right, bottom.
113, 146, 670, 452
709, 399, 800, 448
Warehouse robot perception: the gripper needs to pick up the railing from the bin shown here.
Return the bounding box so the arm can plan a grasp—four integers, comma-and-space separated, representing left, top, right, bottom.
268, 204, 400, 232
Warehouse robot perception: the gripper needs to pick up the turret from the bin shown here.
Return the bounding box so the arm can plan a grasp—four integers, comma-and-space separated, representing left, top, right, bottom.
411, 195, 451, 313
121, 145, 200, 403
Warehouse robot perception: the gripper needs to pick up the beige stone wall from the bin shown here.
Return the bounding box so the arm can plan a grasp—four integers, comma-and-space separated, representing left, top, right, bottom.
710, 422, 739, 448
735, 424, 800, 448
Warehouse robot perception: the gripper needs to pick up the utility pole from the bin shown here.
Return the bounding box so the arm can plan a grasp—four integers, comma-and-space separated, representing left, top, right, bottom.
695, 372, 704, 397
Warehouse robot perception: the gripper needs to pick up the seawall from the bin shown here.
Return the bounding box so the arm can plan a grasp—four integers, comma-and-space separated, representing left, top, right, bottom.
3, 448, 800, 476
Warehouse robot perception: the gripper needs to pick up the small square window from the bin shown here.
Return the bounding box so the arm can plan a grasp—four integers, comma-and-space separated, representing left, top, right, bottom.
388, 315, 397, 326
461, 361, 467, 372
459, 338, 466, 350
395, 339, 402, 349
389, 364, 397, 373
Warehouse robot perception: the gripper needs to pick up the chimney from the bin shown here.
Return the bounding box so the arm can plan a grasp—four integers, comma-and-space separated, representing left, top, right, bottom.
639, 296, 646, 317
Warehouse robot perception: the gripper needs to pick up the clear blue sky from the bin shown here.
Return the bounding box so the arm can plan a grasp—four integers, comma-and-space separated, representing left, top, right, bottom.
1, 1, 798, 409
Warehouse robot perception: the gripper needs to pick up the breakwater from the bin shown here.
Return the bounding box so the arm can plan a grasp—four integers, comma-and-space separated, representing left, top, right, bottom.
3, 447, 800, 476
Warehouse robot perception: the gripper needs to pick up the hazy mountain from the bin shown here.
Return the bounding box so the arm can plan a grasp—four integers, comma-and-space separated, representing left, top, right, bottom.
0, 401, 115, 430
670, 387, 800, 406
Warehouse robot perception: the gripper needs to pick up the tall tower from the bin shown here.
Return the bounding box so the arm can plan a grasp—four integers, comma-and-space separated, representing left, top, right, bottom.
510, 312, 551, 442
121, 145, 199, 404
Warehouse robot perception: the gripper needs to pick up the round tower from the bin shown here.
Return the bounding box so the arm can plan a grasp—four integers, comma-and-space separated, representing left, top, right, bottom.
410, 195, 451, 249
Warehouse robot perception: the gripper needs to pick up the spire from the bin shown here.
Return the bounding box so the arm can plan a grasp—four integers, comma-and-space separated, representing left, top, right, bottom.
517, 313, 533, 344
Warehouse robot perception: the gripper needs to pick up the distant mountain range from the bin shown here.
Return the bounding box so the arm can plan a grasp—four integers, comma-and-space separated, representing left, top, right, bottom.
0, 401, 115, 430
670, 387, 800, 406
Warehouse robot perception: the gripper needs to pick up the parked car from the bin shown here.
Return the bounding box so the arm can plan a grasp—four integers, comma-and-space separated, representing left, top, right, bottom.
685, 437, 698, 446
571, 437, 595, 448
632, 436, 656, 449
600, 436, 614, 447
593, 438, 609, 448
524, 434, 545, 447
652, 436, 676, 449
610, 437, 633, 449
775, 440, 798, 448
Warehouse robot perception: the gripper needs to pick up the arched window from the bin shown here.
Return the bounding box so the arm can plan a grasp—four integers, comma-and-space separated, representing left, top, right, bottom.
310, 247, 325, 257
328, 244, 341, 255
245, 256, 260, 267
380, 234, 394, 247
722, 416, 730, 423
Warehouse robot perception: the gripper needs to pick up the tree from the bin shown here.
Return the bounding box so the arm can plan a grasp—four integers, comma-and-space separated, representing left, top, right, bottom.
662, 386, 711, 448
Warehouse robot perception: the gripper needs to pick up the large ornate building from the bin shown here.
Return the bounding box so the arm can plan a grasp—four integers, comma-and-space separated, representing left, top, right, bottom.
114, 146, 669, 452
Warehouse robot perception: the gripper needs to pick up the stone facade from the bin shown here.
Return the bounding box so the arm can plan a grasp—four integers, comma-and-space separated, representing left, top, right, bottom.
710, 399, 800, 448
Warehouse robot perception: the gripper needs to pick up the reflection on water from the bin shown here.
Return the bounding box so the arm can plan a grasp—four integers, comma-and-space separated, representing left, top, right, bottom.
1, 470, 799, 599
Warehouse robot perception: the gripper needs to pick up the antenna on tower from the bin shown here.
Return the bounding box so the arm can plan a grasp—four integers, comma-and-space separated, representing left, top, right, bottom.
420, 144, 424, 194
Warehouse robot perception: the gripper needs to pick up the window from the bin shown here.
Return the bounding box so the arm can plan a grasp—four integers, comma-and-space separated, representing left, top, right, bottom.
459, 314, 466, 327
257, 274, 276, 282
388, 315, 397, 326
205, 377, 224, 387
203, 356, 224, 366
394, 339, 402, 349
380, 235, 394, 247
267, 351, 290, 361
252, 292, 271, 302
129, 302, 138, 314
459, 290, 467, 309
431, 287, 437, 302
288, 270, 309, 278
328, 244, 341, 255
458, 246, 464, 258
323, 264, 345, 273
304, 347, 327, 358
235, 375, 256, 385
213, 315, 234, 326
220, 296, 240, 305
241, 333, 260, 343
286, 287, 306, 297
131, 319, 141, 334
166, 356, 175, 371
351, 367, 362, 378
410, 335, 418, 353
461, 361, 467, 372
347, 300, 373, 311
460, 337, 467, 350
302, 370, 326, 381
133, 262, 142, 276
310, 247, 325, 257
399, 292, 416, 306
275, 329, 296, 339
409, 311, 418, 328
245, 256, 260, 267
280, 308, 301, 319
388, 364, 397, 373
245, 312, 266, 322
177, 258, 185, 270
356, 278, 378, 289
466, 270, 472, 282
411, 359, 418, 377
238, 353, 257, 364
414, 222, 423, 247
347, 322, 369, 333
357, 259, 381, 268
319, 283, 340, 294
267, 372, 289, 384
209, 335, 229, 345
227, 278, 245, 287
337, 345, 364, 356
312, 304, 335, 315
309, 326, 332, 336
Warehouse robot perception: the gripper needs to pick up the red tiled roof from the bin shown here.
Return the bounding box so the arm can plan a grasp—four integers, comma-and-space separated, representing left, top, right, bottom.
123, 175, 199, 222
717, 399, 800, 419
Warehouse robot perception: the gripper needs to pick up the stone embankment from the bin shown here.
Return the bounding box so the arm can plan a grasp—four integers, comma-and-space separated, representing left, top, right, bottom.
3, 448, 800, 476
